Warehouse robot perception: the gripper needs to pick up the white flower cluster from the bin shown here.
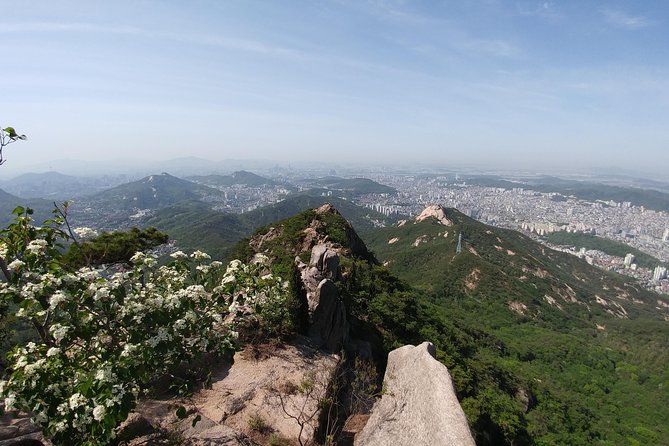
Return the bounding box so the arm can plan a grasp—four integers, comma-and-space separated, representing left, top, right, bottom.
26, 239, 48, 255
72, 227, 98, 240
7, 259, 25, 271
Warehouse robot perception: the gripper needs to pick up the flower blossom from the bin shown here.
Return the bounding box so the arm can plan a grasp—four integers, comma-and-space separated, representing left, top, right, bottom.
47, 347, 61, 357
92, 405, 106, 421
170, 251, 188, 260
26, 239, 48, 255
7, 259, 25, 271
69, 392, 87, 410
191, 250, 211, 261
50, 324, 69, 343
49, 291, 68, 309
73, 227, 98, 240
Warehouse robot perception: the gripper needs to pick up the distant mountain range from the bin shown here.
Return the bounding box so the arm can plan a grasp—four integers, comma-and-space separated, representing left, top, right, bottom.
188, 170, 280, 188
0, 188, 54, 226
0, 156, 282, 177
142, 193, 391, 259
0, 171, 126, 199
298, 176, 397, 195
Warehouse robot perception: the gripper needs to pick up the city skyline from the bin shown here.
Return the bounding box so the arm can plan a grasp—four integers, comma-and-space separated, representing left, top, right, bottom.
1, 0, 668, 174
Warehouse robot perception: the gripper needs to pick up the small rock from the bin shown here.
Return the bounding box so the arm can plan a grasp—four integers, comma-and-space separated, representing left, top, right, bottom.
340, 414, 370, 446
116, 413, 155, 442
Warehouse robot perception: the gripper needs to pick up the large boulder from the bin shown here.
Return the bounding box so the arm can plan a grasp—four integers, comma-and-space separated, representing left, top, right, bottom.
355, 342, 475, 446
308, 244, 340, 280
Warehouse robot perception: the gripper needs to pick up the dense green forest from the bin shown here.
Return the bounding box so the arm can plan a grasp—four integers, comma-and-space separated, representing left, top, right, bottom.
365, 208, 669, 445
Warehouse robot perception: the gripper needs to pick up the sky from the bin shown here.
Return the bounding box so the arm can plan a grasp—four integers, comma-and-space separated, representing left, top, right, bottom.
1, 0, 668, 174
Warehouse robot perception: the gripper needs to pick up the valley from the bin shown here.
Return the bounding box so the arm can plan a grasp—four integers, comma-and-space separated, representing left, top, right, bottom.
2, 166, 667, 295
0, 165, 668, 445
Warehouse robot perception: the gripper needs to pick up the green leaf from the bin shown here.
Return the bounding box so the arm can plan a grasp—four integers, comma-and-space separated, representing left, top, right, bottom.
175, 405, 187, 419
191, 414, 201, 427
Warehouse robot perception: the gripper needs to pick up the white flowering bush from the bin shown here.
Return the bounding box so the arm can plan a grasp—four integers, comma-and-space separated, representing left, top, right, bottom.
0, 207, 292, 445
222, 253, 295, 337
72, 227, 98, 240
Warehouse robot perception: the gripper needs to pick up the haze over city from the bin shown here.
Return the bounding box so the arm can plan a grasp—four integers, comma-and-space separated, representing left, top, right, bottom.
1, 0, 668, 174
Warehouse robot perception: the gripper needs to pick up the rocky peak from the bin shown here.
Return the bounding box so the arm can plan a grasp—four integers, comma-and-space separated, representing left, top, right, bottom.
414, 204, 453, 226
297, 243, 348, 351
315, 202, 340, 216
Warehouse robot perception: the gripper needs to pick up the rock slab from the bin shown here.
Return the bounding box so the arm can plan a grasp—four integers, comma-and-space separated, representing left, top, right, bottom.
355, 342, 475, 446
414, 205, 453, 226
308, 278, 348, 351
299, 244, 348, 351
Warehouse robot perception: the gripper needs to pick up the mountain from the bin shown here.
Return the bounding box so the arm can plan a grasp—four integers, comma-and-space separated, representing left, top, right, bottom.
188, 170, 279, 187
226, 204, 528, 444
367, 205, 666, 321
0, 188, 54, 226
84, 173, 222, 210
364, 205, 669, 444
142, 193, 392, 260
299, 176, 397, 195
1, 156, 279, 177
0, 171, 123, 199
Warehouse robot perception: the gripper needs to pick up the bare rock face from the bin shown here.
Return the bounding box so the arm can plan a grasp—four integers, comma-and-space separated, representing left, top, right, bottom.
190, 338, 338, 446
179, 416, 258, 446
298, 244, 348, 351
308, 244, 340, 280
415, 205, 453, 226
355, 342, 475, 446
309, 279, 348, 351
127, 338, 337, 446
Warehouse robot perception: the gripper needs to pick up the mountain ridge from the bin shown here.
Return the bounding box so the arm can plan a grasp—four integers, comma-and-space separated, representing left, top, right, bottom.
364, 203, 669, 444
83, 172, 222, 210
187, 170, 280, 187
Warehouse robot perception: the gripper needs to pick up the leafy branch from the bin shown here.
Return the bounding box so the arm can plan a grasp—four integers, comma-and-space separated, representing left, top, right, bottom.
0, 126, 27, 165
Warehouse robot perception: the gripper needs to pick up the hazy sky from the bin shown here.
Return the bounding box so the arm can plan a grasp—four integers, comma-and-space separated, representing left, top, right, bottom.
1, 0, 668, 173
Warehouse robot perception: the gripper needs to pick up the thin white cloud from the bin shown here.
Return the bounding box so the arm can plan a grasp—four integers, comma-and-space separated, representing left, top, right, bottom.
0, 21, 305, 59
516, 1, 561, 19
0, 22, 142, 35
602, 9, 652, 30
462, 38, 522, 58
